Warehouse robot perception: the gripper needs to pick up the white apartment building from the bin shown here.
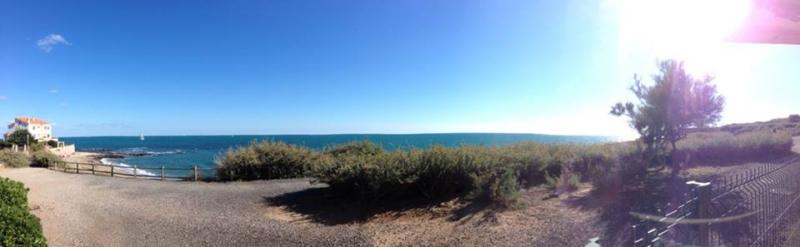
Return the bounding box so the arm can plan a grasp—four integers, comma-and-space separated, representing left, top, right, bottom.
5, 117, 54, 142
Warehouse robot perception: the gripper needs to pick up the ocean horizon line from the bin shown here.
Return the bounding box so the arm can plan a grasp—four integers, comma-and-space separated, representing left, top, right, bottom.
59, 132, 618, 139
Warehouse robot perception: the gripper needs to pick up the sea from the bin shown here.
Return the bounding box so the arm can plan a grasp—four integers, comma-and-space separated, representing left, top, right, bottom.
60, 133, 613, 177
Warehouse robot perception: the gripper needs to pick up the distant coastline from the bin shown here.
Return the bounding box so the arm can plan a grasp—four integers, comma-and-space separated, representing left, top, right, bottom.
59, 133, 614, 175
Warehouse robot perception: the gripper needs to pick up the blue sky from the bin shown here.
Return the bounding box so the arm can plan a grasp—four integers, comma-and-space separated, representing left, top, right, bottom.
1, 0, 798, 137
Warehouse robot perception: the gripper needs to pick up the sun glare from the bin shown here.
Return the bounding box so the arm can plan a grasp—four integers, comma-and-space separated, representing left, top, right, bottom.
612, 0, 757, 117
613, 0, 753, 73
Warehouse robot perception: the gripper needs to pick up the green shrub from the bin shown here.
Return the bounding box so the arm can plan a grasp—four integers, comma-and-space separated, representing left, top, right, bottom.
216, 141, 318, 181
4, 130, 34, 146
676, 131, 793, 165
0, 149, 31, 168
46, 140, 59, 148
30, 143, 46, 152
222, 130, 792, 208
0, 178, 28, 210
0, 140, 12, 150
323, 140, 384, 157
790, 114, 800, 123
0, 205, 46, 247
411, 146, 495, 200
0, 178, 45, 247
486, 168, 521, 208
311, 151, 416, 201
31, 151, 61, 168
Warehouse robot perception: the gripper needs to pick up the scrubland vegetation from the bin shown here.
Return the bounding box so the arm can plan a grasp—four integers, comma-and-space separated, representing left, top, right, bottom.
0, 177, 46, 246
0, 149, 32, 168
0, 149, 62, 168
217, 129, 793, 208
677, 131, 793, 165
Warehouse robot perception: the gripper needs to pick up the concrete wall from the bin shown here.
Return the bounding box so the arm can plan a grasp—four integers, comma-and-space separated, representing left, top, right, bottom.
49, 144, 75, 157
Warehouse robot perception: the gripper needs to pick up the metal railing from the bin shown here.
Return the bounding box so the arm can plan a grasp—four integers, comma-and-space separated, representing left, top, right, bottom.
631, 156, 800, 246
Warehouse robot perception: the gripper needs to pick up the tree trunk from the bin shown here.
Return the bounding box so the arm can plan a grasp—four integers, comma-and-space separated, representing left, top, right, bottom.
670, 140, 680, 178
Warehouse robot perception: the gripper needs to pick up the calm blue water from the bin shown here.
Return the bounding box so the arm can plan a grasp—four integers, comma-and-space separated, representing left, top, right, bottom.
60, 134, 612, 176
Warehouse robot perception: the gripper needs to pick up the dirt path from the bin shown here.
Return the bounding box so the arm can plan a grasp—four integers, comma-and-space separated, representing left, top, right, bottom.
0, 168, 600, 246
0, 168, 367, 246
793, 136, 800, 154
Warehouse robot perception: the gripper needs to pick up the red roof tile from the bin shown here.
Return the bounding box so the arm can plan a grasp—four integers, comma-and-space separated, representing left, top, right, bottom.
15, 117, 49, 125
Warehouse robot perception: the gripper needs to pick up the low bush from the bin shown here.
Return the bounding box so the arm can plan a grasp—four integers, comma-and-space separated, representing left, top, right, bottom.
31, 150, 61, 168
0, 178, 46, 247
0, 149, 31, 168
30, 143, 46, 152
216, 141, 319, 181
219, 131, 792, 208
0, 178, 28, 210
311, 151, 416, 201
0, 140, 12, 150
676, 131, 793, 166
46, 140, 59, 148
323, 140, 384, 157
790, 114, 800, 123
0, 205, 46, 247
485, 167, 521, 208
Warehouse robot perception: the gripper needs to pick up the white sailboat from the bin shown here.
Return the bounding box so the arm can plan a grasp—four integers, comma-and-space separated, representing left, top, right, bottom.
140, 132, 145, 141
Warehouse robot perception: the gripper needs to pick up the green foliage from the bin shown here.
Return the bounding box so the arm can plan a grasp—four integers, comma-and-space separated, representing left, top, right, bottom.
220, 128, 789, 208
0, 140, 12, 150
323, 140, 384, 157
31, 151, 61, 168
0, 149, 31, 168
5, 130, 35, 146
216, 141, 318, 181
0, 178, 28, 210
411, 146, 495, 200
0, 178, 46, 247
611, 59, 725, 175
0, 205, 46, 247
46, 140, 58, 148
311, 151, 416, 201
226, 139, 631, 205
676, 131, 793, 165
29, 143, 46, 152
790, 114, 800, 123
486, 168, 521, 208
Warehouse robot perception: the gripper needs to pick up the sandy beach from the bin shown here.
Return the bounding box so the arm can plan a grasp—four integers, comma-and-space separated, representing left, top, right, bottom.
62, 151, 103, 164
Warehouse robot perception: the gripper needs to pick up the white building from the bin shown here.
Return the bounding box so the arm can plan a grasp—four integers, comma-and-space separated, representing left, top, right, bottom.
4, 117, 75, 156
5, 117, 54, 142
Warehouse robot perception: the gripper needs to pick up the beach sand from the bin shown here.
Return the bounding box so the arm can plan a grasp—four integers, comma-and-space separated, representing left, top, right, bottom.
62, 151, 103, 164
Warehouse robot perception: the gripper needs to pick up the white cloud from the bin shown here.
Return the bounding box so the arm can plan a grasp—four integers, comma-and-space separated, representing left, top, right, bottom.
36, 34, 70, 53
49, 89, 59, 94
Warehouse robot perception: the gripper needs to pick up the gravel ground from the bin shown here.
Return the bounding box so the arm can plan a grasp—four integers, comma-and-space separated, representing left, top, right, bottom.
0, 168, 602, 247
793, 137, 800, 154
0, 168, 369, 247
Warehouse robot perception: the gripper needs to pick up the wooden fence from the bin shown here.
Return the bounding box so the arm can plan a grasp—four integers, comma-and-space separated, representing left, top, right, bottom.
48, 160, 218, 181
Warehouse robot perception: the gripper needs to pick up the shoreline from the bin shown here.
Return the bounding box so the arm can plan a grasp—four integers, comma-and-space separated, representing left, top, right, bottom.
62, 151, 106, 164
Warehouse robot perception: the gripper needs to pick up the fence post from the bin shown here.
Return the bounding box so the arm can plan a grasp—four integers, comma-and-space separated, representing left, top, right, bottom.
161, 166, 165, 181
75, 163, 79, 173
134, 165, 138, 178
111, 165, 114, 177
697, 182, 711, 247
92, 163, 95, 175
193, 165, 198, 181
